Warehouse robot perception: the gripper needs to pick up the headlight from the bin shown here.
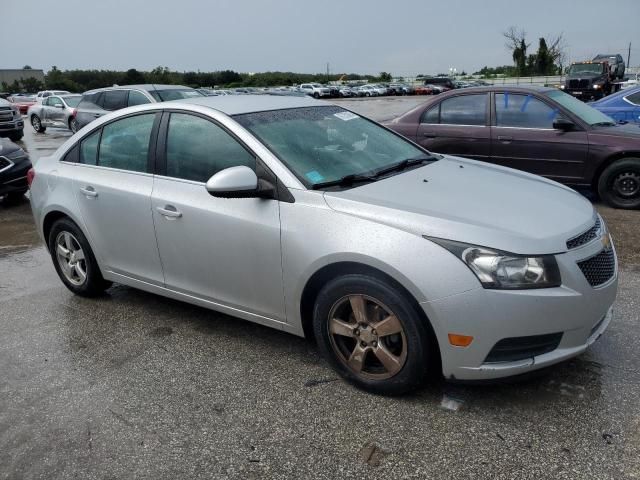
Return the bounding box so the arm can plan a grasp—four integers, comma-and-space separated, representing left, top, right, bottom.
559, 85, 565, 89
593, 84, 601, 90
426, 238, 561, 289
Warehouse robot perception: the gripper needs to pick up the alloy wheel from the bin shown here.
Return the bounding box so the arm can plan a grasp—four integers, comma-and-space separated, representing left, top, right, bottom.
327, 294, 408, 380
31, 115, 41, 131
55, 231, 87, 286
70, 119, 78, 133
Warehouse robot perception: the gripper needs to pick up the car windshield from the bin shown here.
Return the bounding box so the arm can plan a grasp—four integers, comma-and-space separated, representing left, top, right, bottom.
568, 64, 604, 75
234, 105, 434, 189
546, 90, 615, 126
62, 96, 81, 107
148, 88, 203, 101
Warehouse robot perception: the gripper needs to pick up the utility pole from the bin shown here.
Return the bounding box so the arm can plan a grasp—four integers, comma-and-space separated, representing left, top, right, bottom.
326, 62, 330, 83
628, 42, 632, 67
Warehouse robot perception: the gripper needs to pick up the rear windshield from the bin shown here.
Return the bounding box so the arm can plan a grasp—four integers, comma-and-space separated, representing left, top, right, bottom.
148, 89, 203, 101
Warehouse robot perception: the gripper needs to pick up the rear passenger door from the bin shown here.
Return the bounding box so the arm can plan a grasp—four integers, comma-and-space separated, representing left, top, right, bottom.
151, 111, 285, 321
489, 91, 588, 182
416, 94, 490, 160
68, 112, 165, 285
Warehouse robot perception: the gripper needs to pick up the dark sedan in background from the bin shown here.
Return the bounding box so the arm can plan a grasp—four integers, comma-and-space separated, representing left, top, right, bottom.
385, 86, 640, 209
0, 139, 31, 202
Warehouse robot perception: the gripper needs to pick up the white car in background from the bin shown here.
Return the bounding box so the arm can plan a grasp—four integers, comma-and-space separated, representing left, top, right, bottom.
35, 90, 71, 103
299, 83, 331, 98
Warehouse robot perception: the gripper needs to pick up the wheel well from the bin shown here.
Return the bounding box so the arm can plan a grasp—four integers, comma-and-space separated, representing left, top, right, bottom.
42, 211, 70, 249
592, 152, 640, 190
299, 261, 442, 370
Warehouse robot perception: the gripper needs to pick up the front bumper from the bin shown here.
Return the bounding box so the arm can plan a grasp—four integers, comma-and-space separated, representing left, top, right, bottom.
0, 159, 31, 195
0, 119, 24, 134
420, 235, 618, 381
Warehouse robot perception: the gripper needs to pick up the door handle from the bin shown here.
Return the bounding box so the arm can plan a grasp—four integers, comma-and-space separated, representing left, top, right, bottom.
93, 113, 101, 118
156, 205, 182, 218
80, 186, 98, 198
497, 135, 513, 142
422, 132, 437, 138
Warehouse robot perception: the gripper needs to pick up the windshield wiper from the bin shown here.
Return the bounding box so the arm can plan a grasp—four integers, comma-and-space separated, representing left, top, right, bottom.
371, 154, 438, 178
311, 173, 377, 190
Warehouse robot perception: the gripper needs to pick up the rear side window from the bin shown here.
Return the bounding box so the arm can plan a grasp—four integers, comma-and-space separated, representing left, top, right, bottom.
165, 113, 255, 182
626, 92, 640, 106
79, 130, 100, 165
77, 92, 102, 110
101, 90, 128, 111
495, 93, 558, 129
439, 95, 486, 125
128, 90, 151, 106
98, 114, 155, 172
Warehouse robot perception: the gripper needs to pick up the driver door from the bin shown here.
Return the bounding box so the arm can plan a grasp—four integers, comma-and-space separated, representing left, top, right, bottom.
46, 96, 66, 126
151, 112, 286, 322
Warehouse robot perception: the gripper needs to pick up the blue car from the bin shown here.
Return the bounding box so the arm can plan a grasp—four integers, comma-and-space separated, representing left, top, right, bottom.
590, 86, 640, 124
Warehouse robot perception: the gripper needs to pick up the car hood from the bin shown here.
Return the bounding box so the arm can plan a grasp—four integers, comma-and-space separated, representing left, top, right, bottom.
323, 156, 596, 255
589, 123, 640, 139
567, 73, 602, 80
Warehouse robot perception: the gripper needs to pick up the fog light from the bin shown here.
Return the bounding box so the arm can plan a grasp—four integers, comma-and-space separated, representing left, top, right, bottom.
448, 333, 474, 347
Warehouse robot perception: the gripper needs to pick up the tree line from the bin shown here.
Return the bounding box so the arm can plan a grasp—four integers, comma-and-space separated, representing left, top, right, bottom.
2, 66, 389, 94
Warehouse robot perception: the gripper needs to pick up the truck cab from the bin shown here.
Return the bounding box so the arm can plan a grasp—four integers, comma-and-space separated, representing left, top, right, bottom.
562, 61, 616, 100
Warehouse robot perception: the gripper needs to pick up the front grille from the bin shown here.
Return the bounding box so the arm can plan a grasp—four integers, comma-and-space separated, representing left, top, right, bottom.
567, 217, 601, 249
0, 112, 13, 122
485, 332, 563, 363
577, 249, 616, 287
569, 79, 590, 89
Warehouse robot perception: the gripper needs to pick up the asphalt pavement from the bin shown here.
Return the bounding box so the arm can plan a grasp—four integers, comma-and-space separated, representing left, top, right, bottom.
1, 100, 639, 479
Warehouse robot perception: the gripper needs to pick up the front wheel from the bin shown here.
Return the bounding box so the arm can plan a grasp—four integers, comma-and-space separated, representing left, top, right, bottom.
313, 274, 432, 395
598, 158, 640, 209
31, 115, 46, 133
48, 218, 112, 296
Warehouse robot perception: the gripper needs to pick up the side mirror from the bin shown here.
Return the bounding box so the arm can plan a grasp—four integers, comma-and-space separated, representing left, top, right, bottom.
205, 165, 275, 199
553, 117, 575, 131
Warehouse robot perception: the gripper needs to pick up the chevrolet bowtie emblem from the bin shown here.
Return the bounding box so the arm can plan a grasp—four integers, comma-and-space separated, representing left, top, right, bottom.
602, 234, 612, 251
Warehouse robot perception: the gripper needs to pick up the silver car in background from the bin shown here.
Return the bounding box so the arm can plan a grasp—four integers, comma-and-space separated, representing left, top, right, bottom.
29, 96, 617, 395
74, 84, 203, 130
28, 94, 82, 133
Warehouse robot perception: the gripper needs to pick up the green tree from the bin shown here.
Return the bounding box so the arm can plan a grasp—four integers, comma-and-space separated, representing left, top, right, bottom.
21, 77, 43, 92
379, 72, 392, 82
120, 68, 146, 85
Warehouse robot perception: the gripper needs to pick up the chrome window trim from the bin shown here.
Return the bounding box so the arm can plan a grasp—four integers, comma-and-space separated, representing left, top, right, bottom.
0, 156, 15, 174
622, 96, 640, 107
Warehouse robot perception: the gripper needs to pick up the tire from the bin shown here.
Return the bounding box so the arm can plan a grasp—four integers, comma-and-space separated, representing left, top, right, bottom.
8, 131, 23, 141
597, 158, 640, 209
312, 274, 432, 395
48, 218, 112, 296
313, 92, 320, 99
5, 190, 27, 203
69, 117, 79, 133
31, 115, 45, 133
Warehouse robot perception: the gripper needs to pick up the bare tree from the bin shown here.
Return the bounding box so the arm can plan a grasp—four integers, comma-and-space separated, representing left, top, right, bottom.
503, 26, 530, 75
547, 33, 568, 72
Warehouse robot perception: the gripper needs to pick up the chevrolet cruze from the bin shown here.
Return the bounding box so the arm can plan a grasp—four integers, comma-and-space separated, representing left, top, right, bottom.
29, 96, 618, 394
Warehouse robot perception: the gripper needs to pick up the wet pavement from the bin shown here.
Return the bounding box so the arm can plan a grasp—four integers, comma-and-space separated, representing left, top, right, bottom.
1, 104, 640, 479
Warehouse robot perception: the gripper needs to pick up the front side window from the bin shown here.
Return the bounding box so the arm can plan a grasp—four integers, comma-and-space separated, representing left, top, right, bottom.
165, 113, 255, 182
495, 93, 558, 129
234, 105, 430, 189
101, 90, 128, 111
98, 114, 155, 172
439, 95, 486, 125
79, 130, 100, 165
420, 105, 439, 124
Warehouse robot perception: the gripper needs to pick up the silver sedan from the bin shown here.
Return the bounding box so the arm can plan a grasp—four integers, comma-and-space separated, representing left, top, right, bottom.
28, 95, 618, 395
27, 94, 82, 133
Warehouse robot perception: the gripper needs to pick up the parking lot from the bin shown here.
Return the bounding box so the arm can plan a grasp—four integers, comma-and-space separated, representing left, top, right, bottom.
1, 97, 640, 479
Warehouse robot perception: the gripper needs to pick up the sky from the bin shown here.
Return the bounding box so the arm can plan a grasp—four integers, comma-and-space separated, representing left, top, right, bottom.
2, 0, 639, 76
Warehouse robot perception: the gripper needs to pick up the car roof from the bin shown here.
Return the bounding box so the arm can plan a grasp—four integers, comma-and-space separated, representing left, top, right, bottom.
179, 94, 324, 115
84, 84, 191, 94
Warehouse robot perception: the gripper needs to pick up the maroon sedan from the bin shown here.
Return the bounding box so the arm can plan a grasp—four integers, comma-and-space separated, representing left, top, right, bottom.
385, 86, 640, 209
9, 95, 36, 115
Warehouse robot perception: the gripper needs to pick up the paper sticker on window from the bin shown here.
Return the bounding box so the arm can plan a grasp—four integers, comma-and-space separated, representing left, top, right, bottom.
334, 111, 359, 121
305, 170, 325, 183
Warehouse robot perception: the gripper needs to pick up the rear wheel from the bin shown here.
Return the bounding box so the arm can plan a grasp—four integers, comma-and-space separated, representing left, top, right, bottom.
48, 218, 112, 296
598, 158, 640, 209
69, 117, 79, 133
313, 92, 320, 99
31, 115, 45, 133
313, 274, 432, 395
